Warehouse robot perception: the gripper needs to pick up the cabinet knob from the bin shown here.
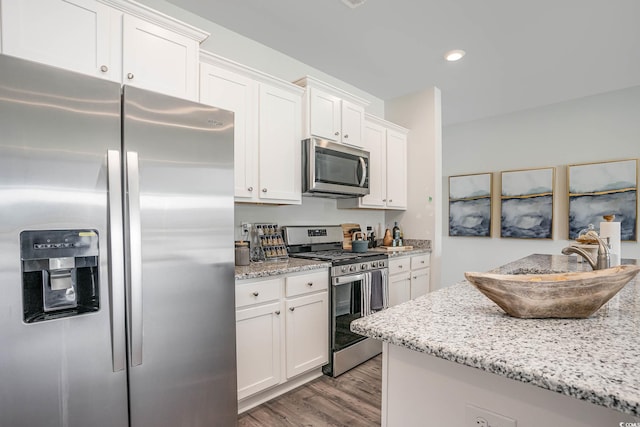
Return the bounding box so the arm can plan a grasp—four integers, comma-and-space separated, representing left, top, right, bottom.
262, 188, 267, 193
275, 310, 280, 315
289, 307, 295, 312
307, 282, 313, 287
399, 265, 403, 269
100, 65, 109, 72
252, 291, 259, 297
389, 199, 393, 203
344, 134, 349, 139
127, 73, 134, 80
413, 276, 417, 279
334, 131, 340, 136
247, 186, 253, 192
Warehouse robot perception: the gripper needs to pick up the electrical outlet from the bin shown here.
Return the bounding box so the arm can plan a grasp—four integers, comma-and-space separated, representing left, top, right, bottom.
241, 223, 251, 234
465, 404, 516, 427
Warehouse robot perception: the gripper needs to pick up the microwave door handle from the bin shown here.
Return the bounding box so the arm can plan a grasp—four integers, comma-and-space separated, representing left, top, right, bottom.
358, 157, 367, 187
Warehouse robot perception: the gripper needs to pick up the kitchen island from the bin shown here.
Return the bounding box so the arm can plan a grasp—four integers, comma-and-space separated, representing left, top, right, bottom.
351, 254, 640, 426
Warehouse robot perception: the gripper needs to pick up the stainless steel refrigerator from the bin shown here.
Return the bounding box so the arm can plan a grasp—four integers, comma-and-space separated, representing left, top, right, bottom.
0, 55, 237, 427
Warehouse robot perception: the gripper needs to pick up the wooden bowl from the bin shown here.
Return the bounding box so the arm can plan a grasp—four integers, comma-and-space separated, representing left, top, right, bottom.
464, 265, 640, 318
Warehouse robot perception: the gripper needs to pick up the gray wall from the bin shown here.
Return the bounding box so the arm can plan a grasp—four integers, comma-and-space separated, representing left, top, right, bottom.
441, 86, 640, 287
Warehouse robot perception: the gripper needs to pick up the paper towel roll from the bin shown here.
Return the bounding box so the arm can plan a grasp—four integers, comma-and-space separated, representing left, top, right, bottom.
600, 221, 621, 266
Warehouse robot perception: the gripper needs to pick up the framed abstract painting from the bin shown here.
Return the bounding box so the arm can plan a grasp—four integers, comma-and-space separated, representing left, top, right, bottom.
449, 173, 492, 237
568, 159, 637, 241
500, 167, 555, 239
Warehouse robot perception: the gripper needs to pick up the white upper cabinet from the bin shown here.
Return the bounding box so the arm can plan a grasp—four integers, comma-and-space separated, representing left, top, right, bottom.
1, 0, 120, 81
200, 52, 303, 204
338, 114, 409, 210
295, 76, 369, 148
359, 120, 387, 208
257, 83, 302, 203
199, 61, 257, 199
0, 0, 208, 100
385, 127, 408, 209
122, 14, 199, 100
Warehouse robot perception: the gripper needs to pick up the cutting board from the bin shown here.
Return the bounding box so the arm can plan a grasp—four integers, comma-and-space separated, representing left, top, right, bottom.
377, 245, 414, 252
341, 223, 361, 250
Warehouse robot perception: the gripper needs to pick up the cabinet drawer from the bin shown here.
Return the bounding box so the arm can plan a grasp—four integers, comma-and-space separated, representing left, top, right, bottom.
285, 270, 328, 298
411, 253, 430, 270
389, 257, 410, 275
236, 277, 282, 308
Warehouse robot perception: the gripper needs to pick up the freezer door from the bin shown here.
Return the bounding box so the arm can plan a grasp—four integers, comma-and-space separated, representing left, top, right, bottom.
0, 55, 128, 426
122, 86, 237, 427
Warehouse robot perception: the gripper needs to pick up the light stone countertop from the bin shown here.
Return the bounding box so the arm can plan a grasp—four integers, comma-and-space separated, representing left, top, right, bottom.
235, 258, 331, 280
370, 239, 431, 257
351, 254, 640, 416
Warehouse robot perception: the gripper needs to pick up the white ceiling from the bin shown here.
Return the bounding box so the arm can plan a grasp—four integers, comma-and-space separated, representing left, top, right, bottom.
165, 0, 640, 126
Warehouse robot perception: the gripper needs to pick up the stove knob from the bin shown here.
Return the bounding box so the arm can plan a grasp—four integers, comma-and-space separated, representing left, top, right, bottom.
341, 266, 347, 273
379, 260, 385, 268
371, 261, 378, 268
349, 265, 356, 272
361, 263, 367, 270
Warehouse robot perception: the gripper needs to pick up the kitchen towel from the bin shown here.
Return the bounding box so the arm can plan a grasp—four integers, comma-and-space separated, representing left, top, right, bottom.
370, 270, 384, 311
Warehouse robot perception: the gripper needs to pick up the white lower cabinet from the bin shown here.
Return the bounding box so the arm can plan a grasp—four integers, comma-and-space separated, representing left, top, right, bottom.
410, 253, 431, 299
235, 269, 328, 404
235, 300, 282, 400
285, 292, 328, 378
389, 253, 431, 306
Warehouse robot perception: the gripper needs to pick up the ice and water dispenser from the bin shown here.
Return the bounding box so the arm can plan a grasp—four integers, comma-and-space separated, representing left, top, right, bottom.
21, 230, 100, 323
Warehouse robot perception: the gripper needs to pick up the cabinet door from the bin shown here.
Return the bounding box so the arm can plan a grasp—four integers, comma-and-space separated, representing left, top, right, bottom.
308, 87, 341, 141
389, 272, 411, 307
410, 268, 430, 300
1, 0, 120, 81
199, 63, 257, 200
236, 302, 282, 400
122, 15, 198, 101
258, 83, 302, 203
360, 120, 387, 208
385, 129, 408, 209
285, 292, 328, 378
340, 100, 365, 148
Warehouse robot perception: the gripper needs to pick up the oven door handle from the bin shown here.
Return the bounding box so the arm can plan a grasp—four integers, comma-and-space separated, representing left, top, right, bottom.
333, 274, 366, 286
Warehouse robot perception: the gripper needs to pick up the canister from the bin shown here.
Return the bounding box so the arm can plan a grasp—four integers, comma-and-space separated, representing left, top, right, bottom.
235, 241, 250, 266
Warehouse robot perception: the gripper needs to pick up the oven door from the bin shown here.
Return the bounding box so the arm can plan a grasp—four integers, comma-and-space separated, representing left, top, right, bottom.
332, 273, 367, 352
303, 138, 369, 197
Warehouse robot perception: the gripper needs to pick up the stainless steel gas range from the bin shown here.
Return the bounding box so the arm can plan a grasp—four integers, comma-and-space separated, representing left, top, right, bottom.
283, 225, 389, 377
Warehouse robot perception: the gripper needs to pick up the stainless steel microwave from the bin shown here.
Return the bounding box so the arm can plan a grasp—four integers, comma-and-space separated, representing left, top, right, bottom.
302, 137, 370, 198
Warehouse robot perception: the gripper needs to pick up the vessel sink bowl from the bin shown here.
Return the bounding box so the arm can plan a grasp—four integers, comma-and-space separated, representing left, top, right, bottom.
464, 265, 640, 318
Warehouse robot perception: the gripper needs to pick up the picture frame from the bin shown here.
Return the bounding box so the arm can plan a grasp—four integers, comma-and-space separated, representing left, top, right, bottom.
567, 159, 638, 241
500, 167, 555, 239
448, 173, 492, 237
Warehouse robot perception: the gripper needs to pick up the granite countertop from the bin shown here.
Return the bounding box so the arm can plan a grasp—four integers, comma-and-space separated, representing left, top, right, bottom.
235, 258, 331, 280
351, 254, 640, 416
370, 239, 431, 257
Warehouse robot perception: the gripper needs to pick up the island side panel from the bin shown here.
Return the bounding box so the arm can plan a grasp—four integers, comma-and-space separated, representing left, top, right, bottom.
383, 343, 640, 427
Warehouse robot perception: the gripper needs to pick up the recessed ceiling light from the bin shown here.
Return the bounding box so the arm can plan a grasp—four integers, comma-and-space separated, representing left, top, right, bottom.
444, 49, 466, 62
341, 0, 367, 9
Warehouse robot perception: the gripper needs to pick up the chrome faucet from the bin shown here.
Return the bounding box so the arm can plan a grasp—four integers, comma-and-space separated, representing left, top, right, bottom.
561, 230, 611, 270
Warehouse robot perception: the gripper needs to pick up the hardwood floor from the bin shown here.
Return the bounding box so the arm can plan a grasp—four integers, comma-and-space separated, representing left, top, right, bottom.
237, 355, 382, 427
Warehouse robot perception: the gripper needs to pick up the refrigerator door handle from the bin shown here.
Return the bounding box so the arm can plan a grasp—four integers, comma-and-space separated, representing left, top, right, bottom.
107, 150, 126, 372
126, 151, 143, 366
